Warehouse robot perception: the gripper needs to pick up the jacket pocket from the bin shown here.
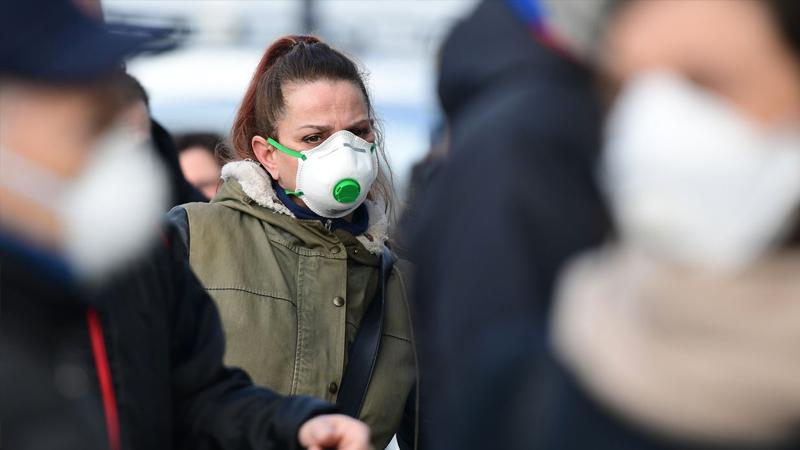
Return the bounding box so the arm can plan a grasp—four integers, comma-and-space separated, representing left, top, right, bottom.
205, 287, 298, 395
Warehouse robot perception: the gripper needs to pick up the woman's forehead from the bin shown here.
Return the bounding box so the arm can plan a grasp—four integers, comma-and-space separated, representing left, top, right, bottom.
281, 79, 368, 127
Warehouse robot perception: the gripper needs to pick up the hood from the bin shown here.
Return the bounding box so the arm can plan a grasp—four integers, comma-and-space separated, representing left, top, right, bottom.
437, 0, 579, 121
216, 160, 389, 255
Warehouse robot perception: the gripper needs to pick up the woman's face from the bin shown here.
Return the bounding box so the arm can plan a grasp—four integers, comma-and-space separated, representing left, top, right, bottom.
604, 0, 800, 124
252, 79, 373, 206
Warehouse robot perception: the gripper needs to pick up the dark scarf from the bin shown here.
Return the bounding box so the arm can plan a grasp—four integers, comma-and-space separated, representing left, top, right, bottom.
272, 179, 369, 236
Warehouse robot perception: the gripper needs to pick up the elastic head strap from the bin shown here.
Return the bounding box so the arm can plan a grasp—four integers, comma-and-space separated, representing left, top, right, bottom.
267, 137, 307, 161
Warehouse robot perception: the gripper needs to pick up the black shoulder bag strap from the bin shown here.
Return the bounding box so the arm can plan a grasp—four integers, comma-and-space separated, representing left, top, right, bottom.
336, 247, 396, 418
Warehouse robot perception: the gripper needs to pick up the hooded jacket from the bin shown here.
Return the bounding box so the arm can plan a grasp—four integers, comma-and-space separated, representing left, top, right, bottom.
168, 160, 417, 450
407, 1, 610, 449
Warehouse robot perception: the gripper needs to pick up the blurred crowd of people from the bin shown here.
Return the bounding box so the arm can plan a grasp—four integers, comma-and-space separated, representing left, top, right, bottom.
3, 0, 800, 450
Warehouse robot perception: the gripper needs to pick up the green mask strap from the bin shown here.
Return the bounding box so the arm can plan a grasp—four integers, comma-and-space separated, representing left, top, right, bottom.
267, 137, 307, 161
266, 137, 305, 197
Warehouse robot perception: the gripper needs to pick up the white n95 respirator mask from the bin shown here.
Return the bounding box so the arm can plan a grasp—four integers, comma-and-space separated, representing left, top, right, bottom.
602, 72, 800, 273
268, 130, 378, 218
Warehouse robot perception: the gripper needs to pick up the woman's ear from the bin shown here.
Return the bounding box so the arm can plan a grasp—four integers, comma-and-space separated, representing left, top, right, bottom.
252, 135, 280, 179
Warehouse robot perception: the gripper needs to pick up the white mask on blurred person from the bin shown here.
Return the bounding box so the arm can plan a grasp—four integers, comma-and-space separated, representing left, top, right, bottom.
1, 125, 169, 281
602, 72, 800, 272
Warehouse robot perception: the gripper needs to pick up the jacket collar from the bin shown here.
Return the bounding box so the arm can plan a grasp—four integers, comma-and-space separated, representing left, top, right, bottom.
218, 160, 389, 255
0, 228, 74, 286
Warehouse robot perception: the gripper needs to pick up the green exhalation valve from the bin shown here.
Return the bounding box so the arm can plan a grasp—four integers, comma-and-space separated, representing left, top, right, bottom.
333, 179, 361, 203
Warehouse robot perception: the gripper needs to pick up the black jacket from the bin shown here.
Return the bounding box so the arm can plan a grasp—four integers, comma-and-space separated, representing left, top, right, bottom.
407, 1, 611, 449
0, 225, 334, 450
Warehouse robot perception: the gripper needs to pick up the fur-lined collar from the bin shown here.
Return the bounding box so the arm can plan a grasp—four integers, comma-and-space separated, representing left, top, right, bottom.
220, 160, 389, 255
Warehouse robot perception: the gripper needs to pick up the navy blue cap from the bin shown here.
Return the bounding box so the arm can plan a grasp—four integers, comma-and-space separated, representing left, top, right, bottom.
0, 0, 179, 82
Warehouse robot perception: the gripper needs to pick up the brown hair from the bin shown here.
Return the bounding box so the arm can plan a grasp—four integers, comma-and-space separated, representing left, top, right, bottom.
225, 35, 398, 220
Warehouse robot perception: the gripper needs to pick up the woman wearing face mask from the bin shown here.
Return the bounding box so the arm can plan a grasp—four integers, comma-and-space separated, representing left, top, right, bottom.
548, 1, 800, 449
168, 35, 418, 450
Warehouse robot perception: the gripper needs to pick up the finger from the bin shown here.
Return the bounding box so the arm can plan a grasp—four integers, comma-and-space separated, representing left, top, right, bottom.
338, 422, 371, 450
299, 418, 328, 445
299, 416, 338, 448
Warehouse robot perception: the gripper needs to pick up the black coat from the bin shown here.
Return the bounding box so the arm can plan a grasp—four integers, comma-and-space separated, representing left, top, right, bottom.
0, 225, 334, 450
408, 1, 612, 449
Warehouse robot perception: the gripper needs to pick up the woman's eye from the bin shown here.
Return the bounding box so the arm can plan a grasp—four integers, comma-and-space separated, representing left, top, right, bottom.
353, 128, 370, 137
303, 135, 322, 144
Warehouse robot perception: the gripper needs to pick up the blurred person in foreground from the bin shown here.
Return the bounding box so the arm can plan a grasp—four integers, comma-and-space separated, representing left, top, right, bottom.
407, 0, 612, 448
168, 35, 419, 450
175, 132, 223, 200
549, 0, 800, 449
0, 1, 371, 449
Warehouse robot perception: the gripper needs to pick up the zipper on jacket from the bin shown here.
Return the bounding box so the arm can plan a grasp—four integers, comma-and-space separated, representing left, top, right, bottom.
324, 219, 333, 231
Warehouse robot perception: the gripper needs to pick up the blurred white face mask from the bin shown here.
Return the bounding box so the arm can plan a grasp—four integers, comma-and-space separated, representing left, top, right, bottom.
602, 72, 800, 272
1, 124, 169, 281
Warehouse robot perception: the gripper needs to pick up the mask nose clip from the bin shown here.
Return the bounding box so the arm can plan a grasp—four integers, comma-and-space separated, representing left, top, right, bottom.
333, 178, 361, 203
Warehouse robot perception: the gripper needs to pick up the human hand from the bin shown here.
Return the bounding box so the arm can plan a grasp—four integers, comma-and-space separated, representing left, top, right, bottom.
298, 414, 372, 450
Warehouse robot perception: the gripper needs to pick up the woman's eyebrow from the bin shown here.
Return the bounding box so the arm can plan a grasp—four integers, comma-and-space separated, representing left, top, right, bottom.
297, 124, 331, 131
345, 119, 370, 129
298, 119, 370, 131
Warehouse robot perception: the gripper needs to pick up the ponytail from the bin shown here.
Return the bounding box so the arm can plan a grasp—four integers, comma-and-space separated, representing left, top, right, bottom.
228, 35, 321, 161
222, 34, 399, 223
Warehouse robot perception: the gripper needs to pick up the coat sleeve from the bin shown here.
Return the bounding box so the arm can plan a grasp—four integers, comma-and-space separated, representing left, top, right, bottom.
163, 228, 336, 450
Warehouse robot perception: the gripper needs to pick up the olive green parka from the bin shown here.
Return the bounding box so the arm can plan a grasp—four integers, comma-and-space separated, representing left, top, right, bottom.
169, 161, 417, 449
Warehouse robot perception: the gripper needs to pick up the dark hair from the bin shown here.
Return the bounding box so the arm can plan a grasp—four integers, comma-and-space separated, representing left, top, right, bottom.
175, 132, 223, 166
230, 35, 372, 159
768, 0, 800, 58
119, 72, 149, 109
226, 34, 397, 220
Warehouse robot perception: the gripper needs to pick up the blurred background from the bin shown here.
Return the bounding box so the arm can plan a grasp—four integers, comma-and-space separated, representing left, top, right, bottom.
102, 0, 479, 196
